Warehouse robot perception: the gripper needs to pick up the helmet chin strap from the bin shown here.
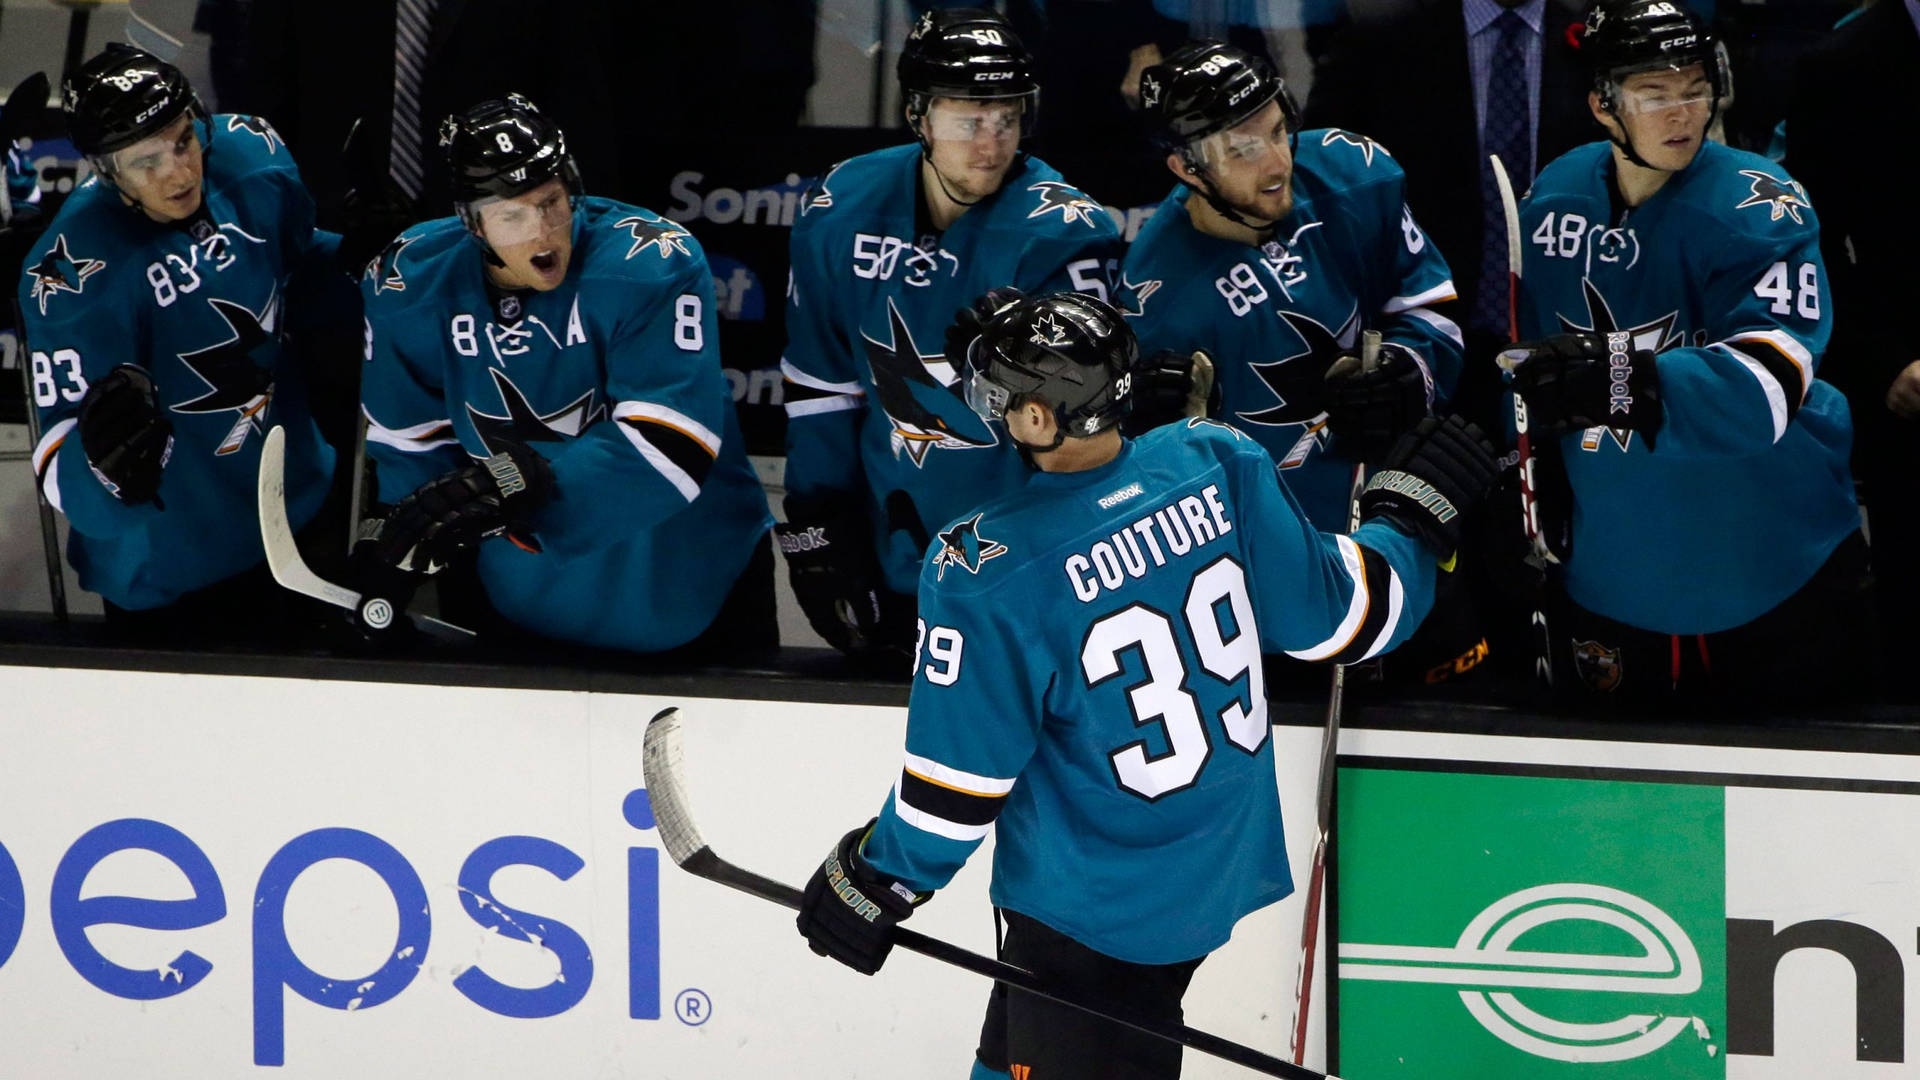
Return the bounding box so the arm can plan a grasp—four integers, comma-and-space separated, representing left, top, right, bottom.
1181, 155, 1278, 240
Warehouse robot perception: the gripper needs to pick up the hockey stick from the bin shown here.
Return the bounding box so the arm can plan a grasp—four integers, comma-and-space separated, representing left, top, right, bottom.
12, 298, 69, 621
641, 707, 1338, 1080
256, 424, 473, 641
1288, 330, 1378, 1065
1488, 155, 1556, 688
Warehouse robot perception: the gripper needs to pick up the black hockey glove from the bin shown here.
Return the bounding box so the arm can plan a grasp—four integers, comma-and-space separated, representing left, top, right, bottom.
366, 441, 555, 573
775, 493, 902, 664
1358, 415, 1499, 560
1504, 331, 1663, 449
78, 365, 174, 507
1323, 342, 1434, 463
943, 286, 1027, 365
796, 820, 923, 975
1121, 347, 1221, 436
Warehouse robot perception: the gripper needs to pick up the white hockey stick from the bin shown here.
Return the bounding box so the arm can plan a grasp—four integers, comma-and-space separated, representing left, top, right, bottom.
641, 707, 1338, 1080
1288, 329, 1378, 1065
256, 424, 473, 640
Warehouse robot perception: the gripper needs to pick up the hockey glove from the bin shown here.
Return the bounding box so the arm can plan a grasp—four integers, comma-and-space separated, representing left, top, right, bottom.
796, 820, 922, 975
943, 286, 1027, 366
1323, 342, 1435, 463
1358, 414, 1499, 561
78, 365, 174, 507
1122, 348, 1221, 435
367, 441, 555, 572
775, 493, 901, 663
1504, 331, 1663, 449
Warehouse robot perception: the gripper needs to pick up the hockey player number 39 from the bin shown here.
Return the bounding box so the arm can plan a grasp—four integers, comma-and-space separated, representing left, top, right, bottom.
1084, 557, 1265, 801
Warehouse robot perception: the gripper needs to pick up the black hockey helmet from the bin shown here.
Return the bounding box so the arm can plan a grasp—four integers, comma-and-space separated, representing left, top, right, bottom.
964, 292, 1136, 446
1581, 1, 1726, 111
1139, 42, 1298, 159
62, 44, 207, 170
440, 93, 583, 258
898, 8, 1040, 141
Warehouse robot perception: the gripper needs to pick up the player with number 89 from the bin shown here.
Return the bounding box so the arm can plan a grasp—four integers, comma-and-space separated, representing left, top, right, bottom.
1497, 0, 1871, 702
355, 94, 773, 654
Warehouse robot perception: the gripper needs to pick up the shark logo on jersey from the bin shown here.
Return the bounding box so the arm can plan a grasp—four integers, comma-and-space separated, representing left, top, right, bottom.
366, 234, 417, 295
1734, 170, 1809, 225
1029, 311, 1073, 348
933, 512, 1008, 581
1559, 277, 1681, 451
466, 366, 605, 457
171, 292, 281, 454
1118, 273, 1162, 316
1140, 73, 1163, 109
1026, 181, 1106, 229
615, 215, 693, 260
1322, 129, 1387, 167
1237, 306, 1360, 428
225, 115, 284, 154
26, 235, 105, 315
802, 161, 847, 216
862, 298, 997, 467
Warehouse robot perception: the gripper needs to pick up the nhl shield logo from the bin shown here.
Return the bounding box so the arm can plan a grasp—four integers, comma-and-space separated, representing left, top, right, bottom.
1571, 639, 1623, 693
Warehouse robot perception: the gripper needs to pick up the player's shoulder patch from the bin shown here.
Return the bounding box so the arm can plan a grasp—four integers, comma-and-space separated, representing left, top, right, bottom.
1021, 179, 1110, 231
931, 511, 1011, 583
363, 218, 462, 299
799, 158, 851, 218
1315, 128, 1392, 169
23, 232, 108, 317
610, 210, 696, 262
1731, 168, 1812, 226
222, 114, 286, 156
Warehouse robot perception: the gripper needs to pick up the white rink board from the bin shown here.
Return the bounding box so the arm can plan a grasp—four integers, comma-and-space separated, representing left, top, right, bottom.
0, 666, 1326, 1079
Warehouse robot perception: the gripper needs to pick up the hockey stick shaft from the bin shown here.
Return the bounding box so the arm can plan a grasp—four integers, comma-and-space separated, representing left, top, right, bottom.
641, 708, 1336, 1080
1489, 156, 1557, 688
1288, 347, 1375, 1064
13, 298, 69, 620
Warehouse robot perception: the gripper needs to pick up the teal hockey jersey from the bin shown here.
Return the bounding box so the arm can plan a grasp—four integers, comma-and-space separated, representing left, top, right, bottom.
19, 114, 335, 610
359, 198, 772, 653
1518, 141, 1856, 633
782, 144, 1127, 593
860, 421, 1436, 965
1122, 129, 1463, 531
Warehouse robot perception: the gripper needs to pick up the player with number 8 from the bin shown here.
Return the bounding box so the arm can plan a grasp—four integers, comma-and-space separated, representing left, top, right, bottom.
352, 94, 773, 654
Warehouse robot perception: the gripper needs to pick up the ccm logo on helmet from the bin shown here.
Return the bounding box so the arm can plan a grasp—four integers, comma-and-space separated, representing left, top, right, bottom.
133, 100, 172, 125
975, 71, 1015, 81
1659, 33, 1699, 49
1227, 84, 1256, 106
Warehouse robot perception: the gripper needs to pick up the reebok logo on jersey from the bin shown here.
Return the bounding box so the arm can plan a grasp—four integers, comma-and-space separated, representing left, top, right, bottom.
1098, 483, 1144, 510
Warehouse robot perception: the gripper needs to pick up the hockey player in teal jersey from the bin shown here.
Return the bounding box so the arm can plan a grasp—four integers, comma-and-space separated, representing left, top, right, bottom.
18, 46, 338, 632
1125, 42, 1464, 533
793, 293, 1497, 1079
355, 95, 773, 655
1501, 0, 1872, 703
778, 7, 1130, 668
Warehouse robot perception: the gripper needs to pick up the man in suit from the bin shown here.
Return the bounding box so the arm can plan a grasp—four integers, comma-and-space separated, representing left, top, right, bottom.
1784, 0, 1917, 693
1305, 0, 1594, 429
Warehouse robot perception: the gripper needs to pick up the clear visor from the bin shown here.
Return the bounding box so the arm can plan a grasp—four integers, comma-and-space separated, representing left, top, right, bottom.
924, 95, 1032, 143
472, 184, 572, 247
108, 118, 200, 180
1187, 125, 1288, 170
1615, 80, 1714, 116
963, 353, 1016, 422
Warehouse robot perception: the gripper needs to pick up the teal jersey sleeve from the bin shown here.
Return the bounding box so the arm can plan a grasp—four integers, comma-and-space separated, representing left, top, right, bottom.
360, 230, 468, 501
528, 252, 736, 556
778, 199, 866, 500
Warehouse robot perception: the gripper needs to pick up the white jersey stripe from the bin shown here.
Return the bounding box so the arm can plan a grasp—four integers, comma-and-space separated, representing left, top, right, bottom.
35, 418, 75, 514
1286, 534, 1370, 662
1712, 344, 1790, 443
1402, 304, 1465, 348
901, 751, 1017, 796
1381, 280, 1458, 315
613, 400, 721, 457
781, 358, 865, 395
363, 407, 460, 454
892, 777, 995, 843
786, 396, 864, 418
613, 422, 701, 502
1724, 330, 1812, 402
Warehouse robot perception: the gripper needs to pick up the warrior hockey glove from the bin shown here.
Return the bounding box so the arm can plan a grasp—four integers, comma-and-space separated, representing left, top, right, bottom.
943, 286, 1028, 366
1323, 342, 1435, 463
1122, 348, 1221, 435
796, 820, 923, 975
775, 493, 904, 666
367, 441, 555, 572
78, 365, 174, 507
1504, 331, 1663, 449
1358, 414, 1499, 560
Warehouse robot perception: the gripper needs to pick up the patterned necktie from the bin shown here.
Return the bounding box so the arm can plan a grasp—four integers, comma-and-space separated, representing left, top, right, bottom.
389, 0, 441, 200
1475, 9, 1533, 333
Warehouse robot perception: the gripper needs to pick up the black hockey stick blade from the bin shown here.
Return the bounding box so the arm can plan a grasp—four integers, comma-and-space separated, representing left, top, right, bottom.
640, 707, 1337, 1080
256, 425, 473, 641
